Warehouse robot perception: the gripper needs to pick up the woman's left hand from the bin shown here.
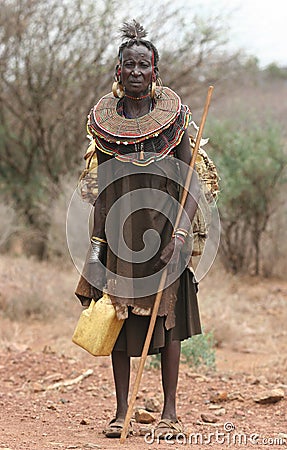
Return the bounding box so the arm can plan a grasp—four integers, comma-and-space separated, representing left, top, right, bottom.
155, 236, 184, 275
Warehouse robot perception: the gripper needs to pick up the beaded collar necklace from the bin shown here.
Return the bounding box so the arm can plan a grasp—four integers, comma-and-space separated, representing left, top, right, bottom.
88, 86, 191, 166
90, 86, 182, 140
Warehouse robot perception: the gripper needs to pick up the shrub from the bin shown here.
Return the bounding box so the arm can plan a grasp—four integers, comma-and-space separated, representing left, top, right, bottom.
207, 118, 286, 275
147, 330, 216, 371
181, 331, 216, 370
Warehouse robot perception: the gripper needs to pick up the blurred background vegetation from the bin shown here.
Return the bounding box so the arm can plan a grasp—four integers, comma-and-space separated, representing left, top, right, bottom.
0, 0, 286, 277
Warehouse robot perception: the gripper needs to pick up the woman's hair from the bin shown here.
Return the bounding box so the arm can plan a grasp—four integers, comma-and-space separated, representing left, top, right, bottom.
116, 20, 160, 79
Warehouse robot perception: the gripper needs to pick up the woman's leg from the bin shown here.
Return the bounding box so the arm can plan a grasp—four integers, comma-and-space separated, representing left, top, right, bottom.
111, 350, 130, 420
160, 340, 181, 421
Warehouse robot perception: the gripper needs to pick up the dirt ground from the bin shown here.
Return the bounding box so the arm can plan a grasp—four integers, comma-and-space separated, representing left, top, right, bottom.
0, 255, 286, 450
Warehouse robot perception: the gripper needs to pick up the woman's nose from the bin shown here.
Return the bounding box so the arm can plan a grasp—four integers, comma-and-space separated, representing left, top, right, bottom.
131, 68, 141, 76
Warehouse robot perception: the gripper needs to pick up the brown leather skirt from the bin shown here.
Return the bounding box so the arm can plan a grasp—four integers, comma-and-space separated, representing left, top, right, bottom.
113, 268, 202, 357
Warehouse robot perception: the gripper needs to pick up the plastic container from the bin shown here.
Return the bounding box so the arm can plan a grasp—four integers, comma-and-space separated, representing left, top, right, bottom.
72, 293, 124, 356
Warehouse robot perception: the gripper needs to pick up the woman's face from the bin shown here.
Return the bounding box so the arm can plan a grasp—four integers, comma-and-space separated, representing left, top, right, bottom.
120, 44, 153, 96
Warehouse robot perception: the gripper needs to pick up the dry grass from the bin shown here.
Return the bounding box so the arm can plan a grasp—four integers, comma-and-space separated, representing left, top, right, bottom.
197, 258, 287, 361
0, 253, 286, 371
0, 254, 79, 319
47, 176, 79, 260
0, 253, 83, 356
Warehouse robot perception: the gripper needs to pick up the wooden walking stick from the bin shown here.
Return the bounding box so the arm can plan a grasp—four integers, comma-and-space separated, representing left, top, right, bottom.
120, 85, 214, 443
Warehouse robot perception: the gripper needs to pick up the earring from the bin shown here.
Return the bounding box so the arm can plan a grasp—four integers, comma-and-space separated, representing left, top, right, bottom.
112, 80, 125, 98
150, 81, 156, 99
156, 77, 163, 98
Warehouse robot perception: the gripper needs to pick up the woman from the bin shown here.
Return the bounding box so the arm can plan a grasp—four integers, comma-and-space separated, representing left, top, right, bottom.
76, 20, 202, 439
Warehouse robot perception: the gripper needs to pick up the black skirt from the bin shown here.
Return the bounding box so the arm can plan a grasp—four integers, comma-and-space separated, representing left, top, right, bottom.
113, 268, 202, 357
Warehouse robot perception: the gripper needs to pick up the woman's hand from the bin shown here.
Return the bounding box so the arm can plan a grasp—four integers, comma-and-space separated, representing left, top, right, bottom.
84, 239, 107, 290
155, 236, 185, 275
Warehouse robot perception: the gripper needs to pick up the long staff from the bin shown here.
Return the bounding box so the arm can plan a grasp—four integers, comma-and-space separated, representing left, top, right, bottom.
120, 85, 214, 443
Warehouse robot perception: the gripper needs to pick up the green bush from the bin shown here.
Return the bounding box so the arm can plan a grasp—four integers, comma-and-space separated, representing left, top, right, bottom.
207, 118, 286, 275
181, 331, 216, 370
147, 331, 216, 371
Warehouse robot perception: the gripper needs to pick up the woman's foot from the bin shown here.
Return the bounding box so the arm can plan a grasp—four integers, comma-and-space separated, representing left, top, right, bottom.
103, 417, 132, 438
154, 418, 184, 439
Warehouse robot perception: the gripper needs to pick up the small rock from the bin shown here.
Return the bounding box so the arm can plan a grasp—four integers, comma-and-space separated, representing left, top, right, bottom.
228, 391, 244, 402
214, 408, 226, 416
233, 409, 246, 418
135, 409, 156, 424
80, 418, 90, 425
186, 372, 210, 382
210, 391, 228, 403
197, 419, 223, 427
138, 426, 153, 436
247, 375, 268, 385
47, 404, 57, 411
254, 388, 284, 404
42, 345, 56, 354
277, 384, 287, 390
33, 382, 44, 393
145, 397, 161, 412
219, 376, 231, 383
249, 377, 261, 385
200, 413, 218, 424
84, 444, 101, 449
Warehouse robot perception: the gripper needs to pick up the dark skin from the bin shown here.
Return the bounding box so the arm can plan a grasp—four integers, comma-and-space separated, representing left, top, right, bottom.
92, 44, 200, 425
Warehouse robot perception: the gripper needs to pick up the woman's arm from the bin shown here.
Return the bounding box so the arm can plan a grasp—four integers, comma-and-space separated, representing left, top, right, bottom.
91, 149, 109, 239
175, 129, 201, 231
83, 149, 111, 297
156, 129, 200, 274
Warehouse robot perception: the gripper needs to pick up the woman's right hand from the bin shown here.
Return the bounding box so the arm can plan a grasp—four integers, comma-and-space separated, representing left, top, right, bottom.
154, 236, 184, 275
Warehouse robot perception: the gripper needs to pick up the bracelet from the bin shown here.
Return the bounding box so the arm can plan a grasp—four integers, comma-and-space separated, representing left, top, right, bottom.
172, 228, 189, 239
176, 228, 189, 236
91, 236, 107, 244
173, 234, 185, 244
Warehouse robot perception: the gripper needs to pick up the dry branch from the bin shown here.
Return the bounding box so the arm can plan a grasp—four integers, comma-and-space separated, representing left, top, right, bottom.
46, 368, 93, 390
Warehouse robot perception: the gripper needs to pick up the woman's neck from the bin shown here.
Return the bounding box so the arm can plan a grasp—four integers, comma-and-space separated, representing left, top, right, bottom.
123, 96, 152, 119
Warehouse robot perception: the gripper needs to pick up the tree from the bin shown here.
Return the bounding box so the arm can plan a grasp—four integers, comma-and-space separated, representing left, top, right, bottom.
0, 0, 239, 258
208, 118, 286, 275
0, 0, 119, 256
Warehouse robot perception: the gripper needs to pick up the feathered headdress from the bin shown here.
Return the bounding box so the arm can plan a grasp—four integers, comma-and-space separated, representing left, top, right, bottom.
120, 20, 147, 42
